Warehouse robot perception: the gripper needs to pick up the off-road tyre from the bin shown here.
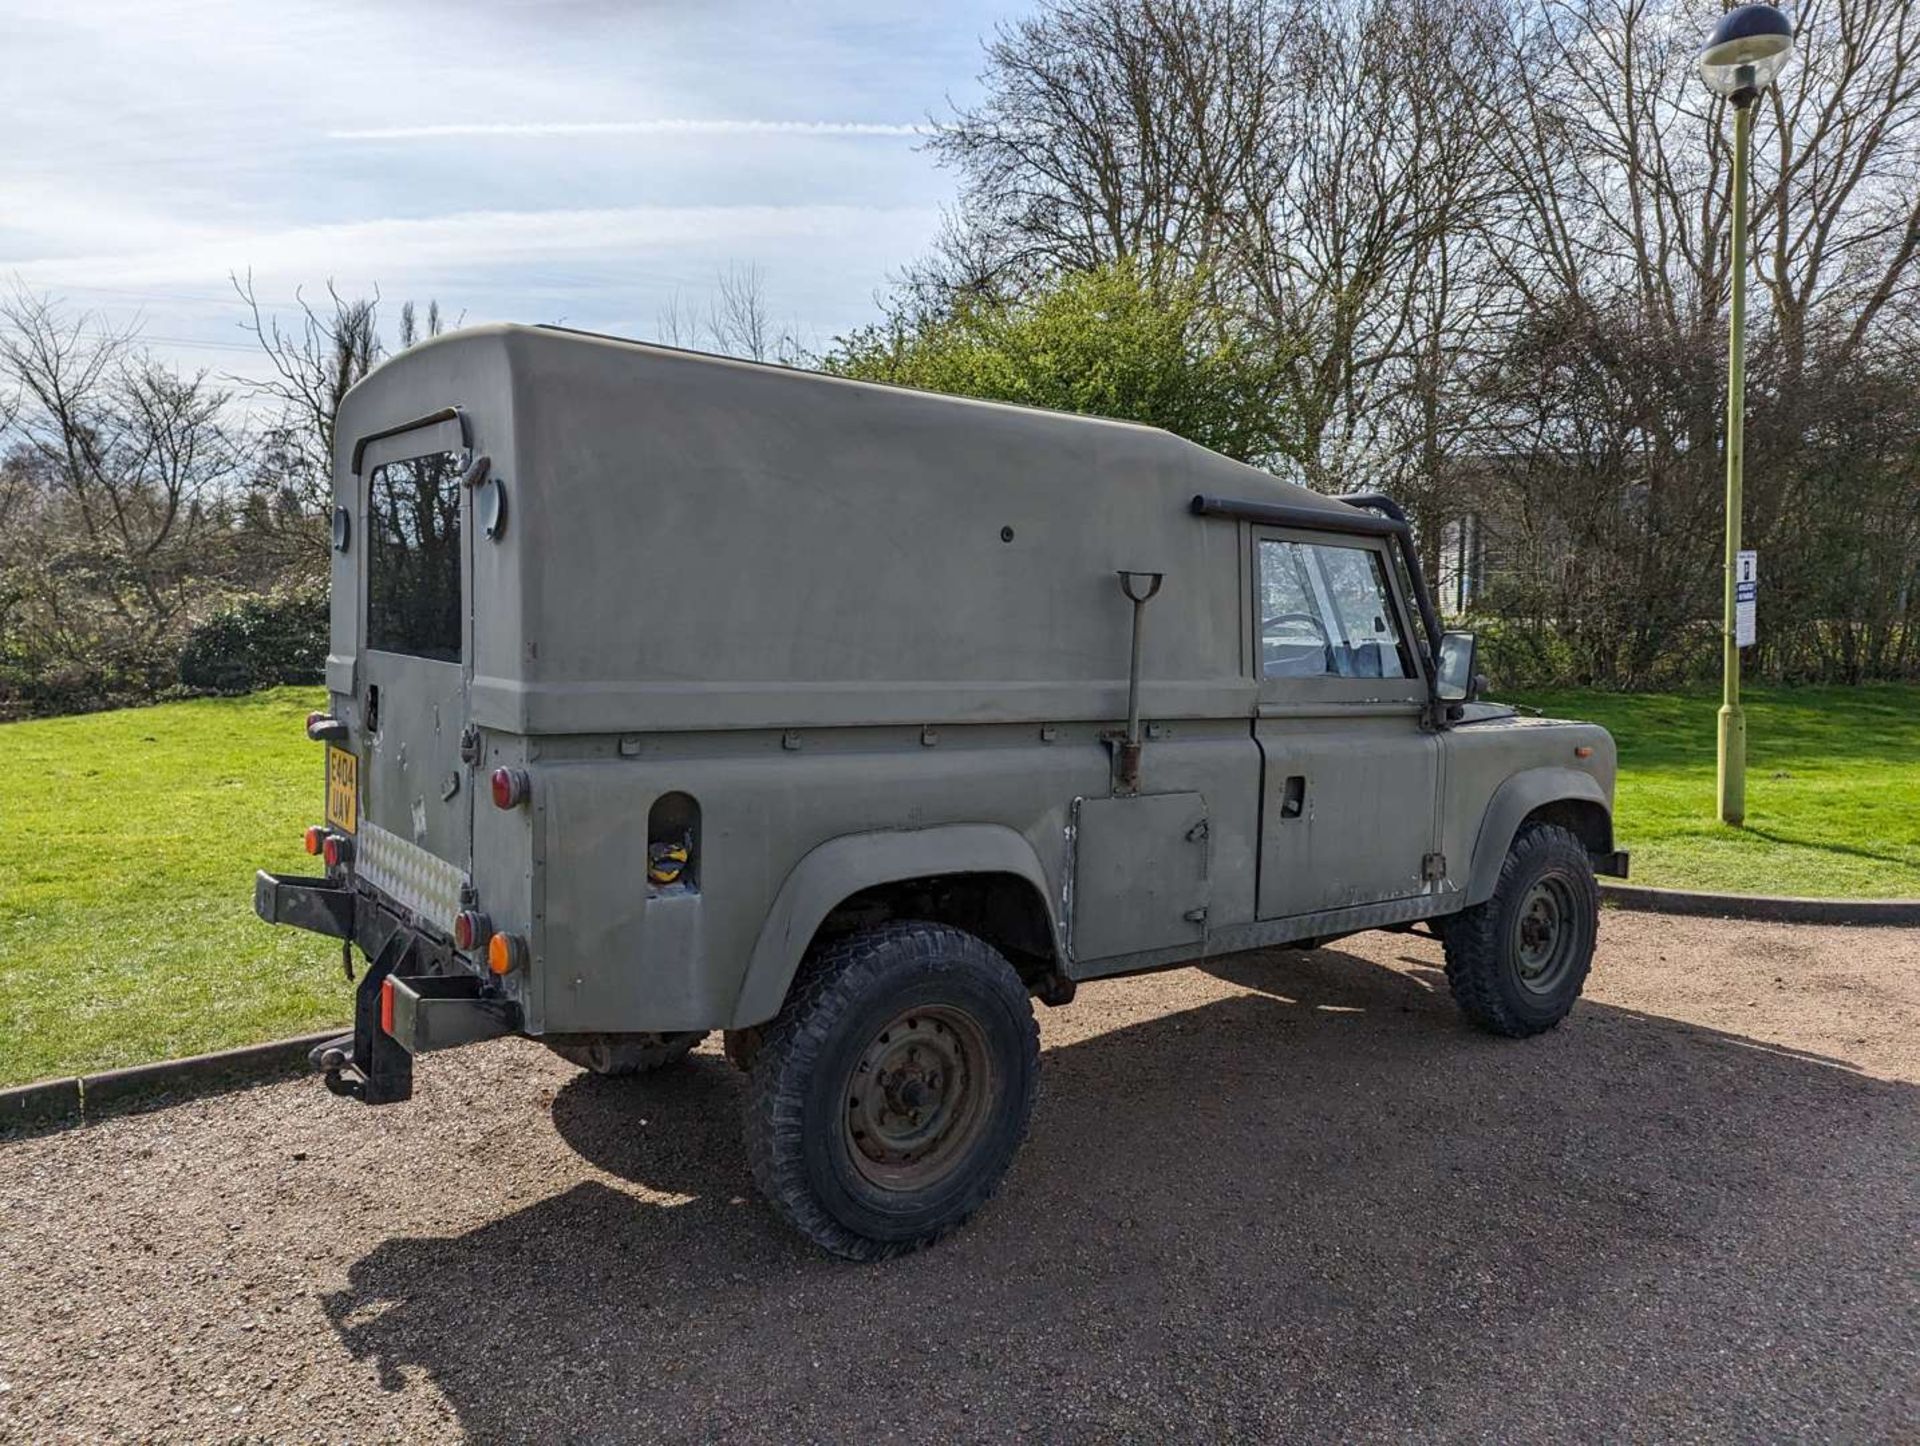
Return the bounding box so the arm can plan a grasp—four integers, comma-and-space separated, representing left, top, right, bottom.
744, 921, 1040, 1261
547, 1031, 709, 1076
1443, 822, 1598, 1037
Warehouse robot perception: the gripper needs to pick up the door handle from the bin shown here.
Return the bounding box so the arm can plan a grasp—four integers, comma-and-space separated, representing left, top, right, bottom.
1280, 774, 1307, 820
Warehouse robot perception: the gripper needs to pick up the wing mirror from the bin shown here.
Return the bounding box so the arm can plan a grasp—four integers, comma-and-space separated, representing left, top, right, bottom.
1437, 631, 1482, 703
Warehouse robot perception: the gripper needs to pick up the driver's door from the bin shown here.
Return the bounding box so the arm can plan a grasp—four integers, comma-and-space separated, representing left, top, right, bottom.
1250, 527, 1440, 919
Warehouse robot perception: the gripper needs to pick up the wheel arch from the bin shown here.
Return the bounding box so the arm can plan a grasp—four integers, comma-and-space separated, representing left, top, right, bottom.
1464, 768, 1613, 907
731, 825, 1064, 1028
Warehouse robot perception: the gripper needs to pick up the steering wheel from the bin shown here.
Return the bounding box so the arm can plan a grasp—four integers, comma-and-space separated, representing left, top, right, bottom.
1262, 610, 1329, 643
1261, 609, 1334, 677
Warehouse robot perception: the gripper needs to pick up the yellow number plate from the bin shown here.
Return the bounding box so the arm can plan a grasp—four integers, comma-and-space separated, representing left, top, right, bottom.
326, 746, 359, 833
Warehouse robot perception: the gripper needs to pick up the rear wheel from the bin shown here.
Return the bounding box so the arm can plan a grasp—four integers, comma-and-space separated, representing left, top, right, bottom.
547, 1031, 708, 1076
1443, 823, 1598, 1037
744, 921, 1039, 1261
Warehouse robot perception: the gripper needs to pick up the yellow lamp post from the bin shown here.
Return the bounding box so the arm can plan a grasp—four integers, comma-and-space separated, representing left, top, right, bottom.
1699, 3, 1794, 827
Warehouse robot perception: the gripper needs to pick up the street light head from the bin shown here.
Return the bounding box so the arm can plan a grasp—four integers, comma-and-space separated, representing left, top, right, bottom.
1699, 4, 1795, 101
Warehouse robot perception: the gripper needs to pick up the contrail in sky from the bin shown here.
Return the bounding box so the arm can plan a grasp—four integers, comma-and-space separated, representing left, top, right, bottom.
331, 119, 926, 141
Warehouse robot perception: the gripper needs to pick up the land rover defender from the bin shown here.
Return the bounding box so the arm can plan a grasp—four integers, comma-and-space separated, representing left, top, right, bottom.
254, 324, 1627, 1259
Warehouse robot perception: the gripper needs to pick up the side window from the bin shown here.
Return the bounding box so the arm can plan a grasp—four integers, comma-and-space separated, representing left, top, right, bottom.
367, 450, 463, 661
1257, 538, 1409, 680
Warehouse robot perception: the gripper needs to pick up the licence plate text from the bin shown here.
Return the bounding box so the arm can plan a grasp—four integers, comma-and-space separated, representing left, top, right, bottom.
326, 746, 358, 833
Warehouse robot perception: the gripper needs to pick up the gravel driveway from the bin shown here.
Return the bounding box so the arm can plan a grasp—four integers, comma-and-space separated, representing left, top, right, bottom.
3, 912, 1916, 1443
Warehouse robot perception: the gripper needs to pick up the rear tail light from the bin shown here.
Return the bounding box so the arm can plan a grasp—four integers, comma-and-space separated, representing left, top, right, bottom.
303, 825, 325, 856
487, 932, 527, 975
380, 978, 396, 1036
322, 833, 353, 868
453, 910, 491, 952
490, 767, 530, 810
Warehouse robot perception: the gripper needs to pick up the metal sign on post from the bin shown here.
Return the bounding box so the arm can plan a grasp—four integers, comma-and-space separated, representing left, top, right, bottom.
1735, 550, 1757, 649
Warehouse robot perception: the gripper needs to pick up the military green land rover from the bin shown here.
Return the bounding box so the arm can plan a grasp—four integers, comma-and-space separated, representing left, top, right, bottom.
254, 324, 1627, 1259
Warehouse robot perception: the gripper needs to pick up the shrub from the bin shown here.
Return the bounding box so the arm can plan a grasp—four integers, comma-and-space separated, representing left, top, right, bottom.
178, 586, 328, 695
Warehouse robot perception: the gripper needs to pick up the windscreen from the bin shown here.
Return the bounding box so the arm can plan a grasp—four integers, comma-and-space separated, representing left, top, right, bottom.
367, 451, 463, 661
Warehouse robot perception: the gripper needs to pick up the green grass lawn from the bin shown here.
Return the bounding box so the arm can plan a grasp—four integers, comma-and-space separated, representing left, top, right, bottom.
2, 682, 1915, 1088
1, 688, 338, 1089
1514, 684, 1920, 901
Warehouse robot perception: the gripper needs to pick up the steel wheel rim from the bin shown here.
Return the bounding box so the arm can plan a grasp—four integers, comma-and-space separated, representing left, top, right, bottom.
844, 1004, 997, 1192
1512, 876, 1577, 995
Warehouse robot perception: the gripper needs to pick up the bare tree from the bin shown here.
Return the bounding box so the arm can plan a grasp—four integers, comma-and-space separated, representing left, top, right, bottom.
646, 264, 800, 363
229, 275, 455, 572
0, 287, 242, 699
926, 0, 1287, 285
927, 0, 1521, 491
232, 272, 377, 505
654, 290, 699, 349
397, 299, 445, 352
708, 263, 773, 362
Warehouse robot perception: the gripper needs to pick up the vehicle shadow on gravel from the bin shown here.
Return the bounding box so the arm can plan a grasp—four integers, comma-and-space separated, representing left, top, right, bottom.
320, 946, 1918, 1440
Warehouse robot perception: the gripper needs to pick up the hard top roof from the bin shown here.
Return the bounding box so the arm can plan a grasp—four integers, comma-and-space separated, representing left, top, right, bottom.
361, 321, 1353, 519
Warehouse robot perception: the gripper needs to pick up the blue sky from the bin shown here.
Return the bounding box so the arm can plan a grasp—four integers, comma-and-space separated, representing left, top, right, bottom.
1, 0, 1016, 382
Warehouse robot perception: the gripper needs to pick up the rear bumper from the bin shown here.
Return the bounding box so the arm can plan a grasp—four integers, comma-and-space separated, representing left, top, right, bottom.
1593, 849, 1631, 879
385, 973, 519, 1053
253, 868, 519, 1104
255, 867, 442, 968
253, 871, 354, 939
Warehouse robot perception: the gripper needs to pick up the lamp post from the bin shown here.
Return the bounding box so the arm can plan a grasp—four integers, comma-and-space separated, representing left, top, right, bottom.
1699, 3, 1794, 828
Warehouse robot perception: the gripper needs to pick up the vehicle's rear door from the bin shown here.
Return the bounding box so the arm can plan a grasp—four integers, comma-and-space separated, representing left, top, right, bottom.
354, 425, 473, 904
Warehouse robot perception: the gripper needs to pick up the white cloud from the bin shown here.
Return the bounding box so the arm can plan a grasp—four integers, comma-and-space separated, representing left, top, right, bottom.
8, 203, 942, 292
331, 119, 926, 141
0, 0, 995, 375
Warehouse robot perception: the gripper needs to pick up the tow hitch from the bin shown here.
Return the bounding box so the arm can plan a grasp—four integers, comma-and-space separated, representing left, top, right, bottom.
263, 894, 520, 1104
316, 931, 415, 1104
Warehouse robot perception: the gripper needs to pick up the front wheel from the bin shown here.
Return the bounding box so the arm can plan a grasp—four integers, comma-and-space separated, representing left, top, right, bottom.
1443, 823, 1598, 1037
743, 921, 1039, 1261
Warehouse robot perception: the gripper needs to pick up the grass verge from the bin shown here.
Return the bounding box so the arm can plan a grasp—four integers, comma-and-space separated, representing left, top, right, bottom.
1514, 684, 1920, 900
1, 688, 336, 1089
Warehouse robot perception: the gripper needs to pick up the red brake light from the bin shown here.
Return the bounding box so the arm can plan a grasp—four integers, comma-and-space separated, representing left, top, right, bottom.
453, 910, 491, 952
491, 767, 529, 809
380, 978, 395, 1036
303, 825, 325, 856
322, 833, 352, 868
307, 711, 324, 731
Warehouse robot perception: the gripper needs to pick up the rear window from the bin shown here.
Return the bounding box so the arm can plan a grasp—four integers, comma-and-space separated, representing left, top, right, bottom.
367, 451, 463, 661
